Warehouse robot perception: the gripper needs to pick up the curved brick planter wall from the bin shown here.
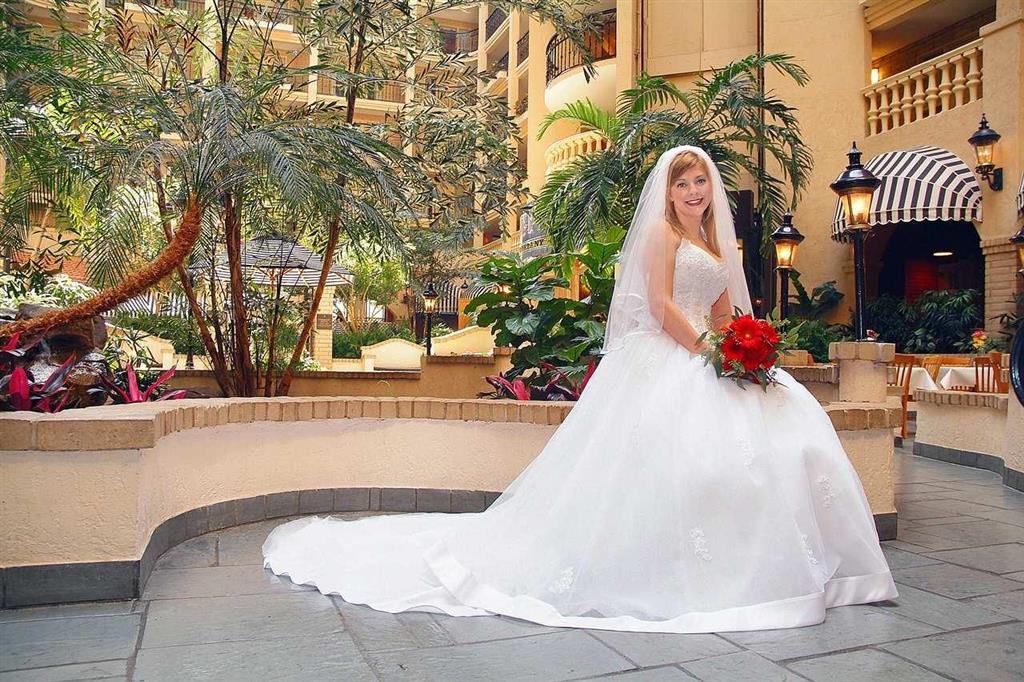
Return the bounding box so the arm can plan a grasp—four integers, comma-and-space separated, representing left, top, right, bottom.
0, 396, 899, 607
912, 389, 1023, 492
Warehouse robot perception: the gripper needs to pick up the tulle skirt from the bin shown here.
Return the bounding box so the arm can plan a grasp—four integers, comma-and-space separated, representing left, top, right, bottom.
263, 331, 897, 633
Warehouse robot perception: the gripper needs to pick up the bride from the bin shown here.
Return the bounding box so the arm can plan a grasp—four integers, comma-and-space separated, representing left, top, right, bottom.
263, 146, 898, 633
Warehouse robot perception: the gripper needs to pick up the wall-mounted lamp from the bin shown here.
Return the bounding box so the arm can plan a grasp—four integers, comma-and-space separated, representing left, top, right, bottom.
968, 114, 1003, 191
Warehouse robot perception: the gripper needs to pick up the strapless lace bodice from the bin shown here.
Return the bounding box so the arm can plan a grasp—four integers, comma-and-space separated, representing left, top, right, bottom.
673, 239, 728, 336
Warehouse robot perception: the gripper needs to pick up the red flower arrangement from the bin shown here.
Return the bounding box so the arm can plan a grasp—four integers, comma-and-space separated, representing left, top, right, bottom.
697, 309, 798, 391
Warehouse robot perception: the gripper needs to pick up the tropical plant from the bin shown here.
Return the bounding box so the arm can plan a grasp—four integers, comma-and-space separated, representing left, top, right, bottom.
482, 358, 597, 401
788, 319, 850, 363
0, 271, 98, 311
0, 0, 599, 399
534, 57, 813, 253
786, 270, 843, 321
0, 354, 76, 412
332, 322, 415, 358
112, 312, 205, 355
98, 364, 187, 404
466, 237, 618, 382
865, 289, 983, 353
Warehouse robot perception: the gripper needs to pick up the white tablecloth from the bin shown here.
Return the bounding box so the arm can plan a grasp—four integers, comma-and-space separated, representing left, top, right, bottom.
909, 367, 939, 392
938, 366, 988, 390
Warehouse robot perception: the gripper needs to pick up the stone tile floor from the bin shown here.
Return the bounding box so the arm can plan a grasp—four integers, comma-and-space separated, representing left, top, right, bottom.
2, 441, 1023, 681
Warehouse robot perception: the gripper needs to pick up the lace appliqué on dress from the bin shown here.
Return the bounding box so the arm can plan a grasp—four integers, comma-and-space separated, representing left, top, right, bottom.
690, 528, 712, 561
817, 475, 838, 508
737, 436, 757, 468
800, 533, 819, 566
549, 566, 576, 594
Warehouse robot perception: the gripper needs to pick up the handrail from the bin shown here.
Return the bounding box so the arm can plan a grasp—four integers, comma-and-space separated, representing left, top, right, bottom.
485, 7, 508, 38
546, 9, 615, 83
439, 27, 479, 54
517, 32, 529, 64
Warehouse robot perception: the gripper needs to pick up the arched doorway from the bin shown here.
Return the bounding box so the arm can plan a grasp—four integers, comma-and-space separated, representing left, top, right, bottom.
864, 220, 984, 303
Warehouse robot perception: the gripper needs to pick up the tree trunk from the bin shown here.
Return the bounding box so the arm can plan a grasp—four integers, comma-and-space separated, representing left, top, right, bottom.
1, 200, 205, 340
223, 192, 257, 395
276, 217, 340, 396
153, 164, 234, 396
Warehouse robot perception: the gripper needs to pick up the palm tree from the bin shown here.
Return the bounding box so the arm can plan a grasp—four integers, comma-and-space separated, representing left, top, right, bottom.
534, 55, 814, 253
1, 0, 601, 396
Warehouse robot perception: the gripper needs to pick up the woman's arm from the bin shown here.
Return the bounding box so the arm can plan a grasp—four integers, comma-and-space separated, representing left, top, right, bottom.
646, 224, 708, 353
710, 289, 733, 332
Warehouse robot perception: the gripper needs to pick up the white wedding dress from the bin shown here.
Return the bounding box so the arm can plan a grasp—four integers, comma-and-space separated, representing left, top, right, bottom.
263, 238, 898, 633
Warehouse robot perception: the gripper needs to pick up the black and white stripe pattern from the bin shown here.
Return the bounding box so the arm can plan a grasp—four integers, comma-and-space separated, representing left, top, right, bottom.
435, 281, 464, 315
114, 293, 158, 316
189, 237, 353, 287
831, 146, 983, 242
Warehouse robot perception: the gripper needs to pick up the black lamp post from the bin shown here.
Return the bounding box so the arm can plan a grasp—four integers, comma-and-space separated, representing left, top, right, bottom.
830, 142, 881, 341
968, 114, 1003, 191
422, 282, 438, 356
770, 212, 804, 321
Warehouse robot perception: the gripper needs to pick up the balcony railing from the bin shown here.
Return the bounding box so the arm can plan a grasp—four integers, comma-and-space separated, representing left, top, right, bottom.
545, 130, 609, 174
485, 7, 508, 38
864, 39, 982, 136
317, 76, 404, 103
136, 0, 204, 12
546, 9, 615, 83
439, 27, 478, 54
493, 52, 509, 73
515, 94, 528, 117
517, 32, 529, 64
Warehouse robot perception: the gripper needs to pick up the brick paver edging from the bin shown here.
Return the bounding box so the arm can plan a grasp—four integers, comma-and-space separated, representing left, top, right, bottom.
913, 388, 1009, 409
0, 397, 899, 452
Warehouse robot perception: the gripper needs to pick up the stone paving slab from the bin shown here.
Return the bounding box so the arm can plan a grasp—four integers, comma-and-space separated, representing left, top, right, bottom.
717, 605, 939, 662
1, 443, 1022, 681
0, 659, 128, 681
870, 583, 1013, 630
880, 622, 1024, 682
133, 632, 376, 681
0, 613, 140, 672
587, 630, 739, 667
142, 592, 343, 648
892, 562, 1024, 599
679, 650, 801, 680
364, 629, 634, 681
924, 542, 1024, 574
786, 648, 947, 681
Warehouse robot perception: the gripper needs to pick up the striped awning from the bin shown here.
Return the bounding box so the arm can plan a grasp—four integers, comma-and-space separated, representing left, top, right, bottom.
189, 236, 353, 288
1016, 171, 1023, 215
435, 280, 463, 315
114, 293, 158, 317
831, 146, 982, 242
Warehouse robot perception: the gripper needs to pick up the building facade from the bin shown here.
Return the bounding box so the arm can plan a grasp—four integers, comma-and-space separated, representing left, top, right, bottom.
487, 0, 1023, 334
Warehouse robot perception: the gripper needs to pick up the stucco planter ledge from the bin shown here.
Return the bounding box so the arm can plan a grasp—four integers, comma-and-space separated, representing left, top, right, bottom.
912, 388, 1022, 493
0, 397, 900, 607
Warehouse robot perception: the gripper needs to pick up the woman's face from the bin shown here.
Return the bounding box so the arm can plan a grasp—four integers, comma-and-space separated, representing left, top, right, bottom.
668, 164, 710, 224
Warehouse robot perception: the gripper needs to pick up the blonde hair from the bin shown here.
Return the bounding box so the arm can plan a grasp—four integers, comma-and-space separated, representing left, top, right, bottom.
665, 151, 720, 257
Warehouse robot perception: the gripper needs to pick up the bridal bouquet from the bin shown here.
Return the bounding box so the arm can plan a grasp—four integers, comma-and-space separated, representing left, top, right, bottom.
697, 310, 798, 391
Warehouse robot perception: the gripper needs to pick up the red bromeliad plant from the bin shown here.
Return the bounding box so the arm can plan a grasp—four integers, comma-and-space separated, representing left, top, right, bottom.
98, 364, 188, 404
0, 354, 77, 412
698, 309, 798, 391
484, 358, 598, 401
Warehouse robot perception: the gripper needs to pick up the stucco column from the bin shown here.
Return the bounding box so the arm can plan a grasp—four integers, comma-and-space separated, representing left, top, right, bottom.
311, 286, 335, 367
978, 1, 1024, 329
829, 341, 895, 403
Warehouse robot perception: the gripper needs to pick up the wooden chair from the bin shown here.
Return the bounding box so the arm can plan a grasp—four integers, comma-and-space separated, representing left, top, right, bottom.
921, 356, 943, 382
974, 356, 1008, 393
888, 353, 917, 439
